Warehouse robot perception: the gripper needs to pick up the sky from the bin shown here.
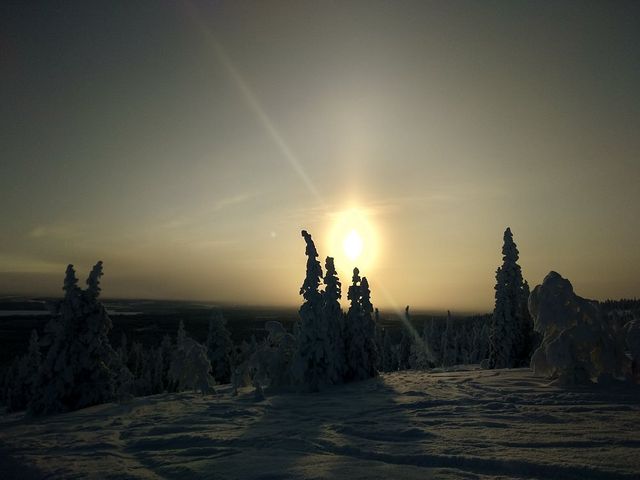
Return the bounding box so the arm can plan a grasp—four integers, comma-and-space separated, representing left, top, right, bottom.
1, 1, 639, 312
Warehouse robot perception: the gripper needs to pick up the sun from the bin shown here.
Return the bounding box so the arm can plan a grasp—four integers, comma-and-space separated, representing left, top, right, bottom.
343, 229, 363, 261
326, 207, 379, 274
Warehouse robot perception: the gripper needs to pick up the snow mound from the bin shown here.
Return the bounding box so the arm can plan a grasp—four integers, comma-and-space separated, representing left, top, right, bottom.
529, 272, 629, 384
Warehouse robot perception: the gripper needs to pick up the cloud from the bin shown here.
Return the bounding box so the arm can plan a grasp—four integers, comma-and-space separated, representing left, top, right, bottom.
212, 192, 256, 211
28, 224, 79, 240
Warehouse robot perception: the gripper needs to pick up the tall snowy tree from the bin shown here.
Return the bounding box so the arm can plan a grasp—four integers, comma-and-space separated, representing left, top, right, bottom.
322, 256, 346, 384
487, 228, 532, 369
358, 277, 379, 377
206, 311, 234, 384
344, 269, 378, 380
30, 262, 129, 414
292, 230, 334, 391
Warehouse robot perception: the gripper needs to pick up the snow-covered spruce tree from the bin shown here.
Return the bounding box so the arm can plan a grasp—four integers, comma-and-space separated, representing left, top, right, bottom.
322, 256, 346, 384
6, 329, 41, 412
30, 262, 129, 415
292, 230, 334, 391
344, 269, 378, 381
486, 228, 532, 369
359, 277, 379, 377
207, 311, 234, 384
169, 321, 215, 394
344, 268, 361, 379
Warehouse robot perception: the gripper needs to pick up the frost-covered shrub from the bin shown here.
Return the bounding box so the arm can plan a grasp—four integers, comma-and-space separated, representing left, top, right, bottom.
251, 321, 297, 391
169, 321, 215, 394
30, 262, 130, 415
529, 271, 629, 384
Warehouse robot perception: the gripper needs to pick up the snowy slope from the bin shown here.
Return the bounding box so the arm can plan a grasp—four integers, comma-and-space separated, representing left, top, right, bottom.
1, 368, 639, 479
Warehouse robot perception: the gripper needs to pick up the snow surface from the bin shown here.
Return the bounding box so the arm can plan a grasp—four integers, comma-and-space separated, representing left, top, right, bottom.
1, 367, 639, 479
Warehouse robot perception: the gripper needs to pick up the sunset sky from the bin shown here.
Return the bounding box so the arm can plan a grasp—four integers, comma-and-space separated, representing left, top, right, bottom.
1, 1, 639, 312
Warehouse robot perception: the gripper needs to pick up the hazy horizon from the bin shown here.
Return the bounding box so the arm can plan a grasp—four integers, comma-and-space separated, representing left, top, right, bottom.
2, 1, 639, 311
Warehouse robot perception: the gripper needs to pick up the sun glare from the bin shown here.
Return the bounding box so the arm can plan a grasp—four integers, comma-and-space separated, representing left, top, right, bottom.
343, 229, 363, 261
326, 207, 379, 275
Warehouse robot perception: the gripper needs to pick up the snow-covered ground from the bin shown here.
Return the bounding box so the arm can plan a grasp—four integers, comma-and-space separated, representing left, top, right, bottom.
1, 367, 639, 479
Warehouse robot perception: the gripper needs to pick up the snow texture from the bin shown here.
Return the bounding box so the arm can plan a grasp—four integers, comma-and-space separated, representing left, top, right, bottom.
2, 368, 639, 479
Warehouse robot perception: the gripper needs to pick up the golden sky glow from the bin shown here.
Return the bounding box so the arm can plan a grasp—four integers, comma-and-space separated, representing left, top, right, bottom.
1, 2, 639, 311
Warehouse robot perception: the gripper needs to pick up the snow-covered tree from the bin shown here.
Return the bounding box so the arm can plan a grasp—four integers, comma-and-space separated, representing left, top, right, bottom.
322, 256, 346, 384
85, 260, 103, 300
169, 322, 215, 394
249, 320, 297, 393
292, 230, 334, 391
344, 270, 378, 380
6, 329, 41, 412
529, 271, 629, 384
30, 263, 129, 414
207, 311, 234, 384
358, 277, 379, 377
487, 228, 532, 369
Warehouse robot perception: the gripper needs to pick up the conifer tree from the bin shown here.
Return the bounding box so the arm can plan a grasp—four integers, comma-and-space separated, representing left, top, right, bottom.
359, 277, 379, 378
345, 269, 378, 380
293, 230, 334, 391
487, 228, 532, 369
63, 264, 80, 298
344, 267, 362, 379
30, 262, 128, 414
85, 260, 103, 300
322, 256, 346, 384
